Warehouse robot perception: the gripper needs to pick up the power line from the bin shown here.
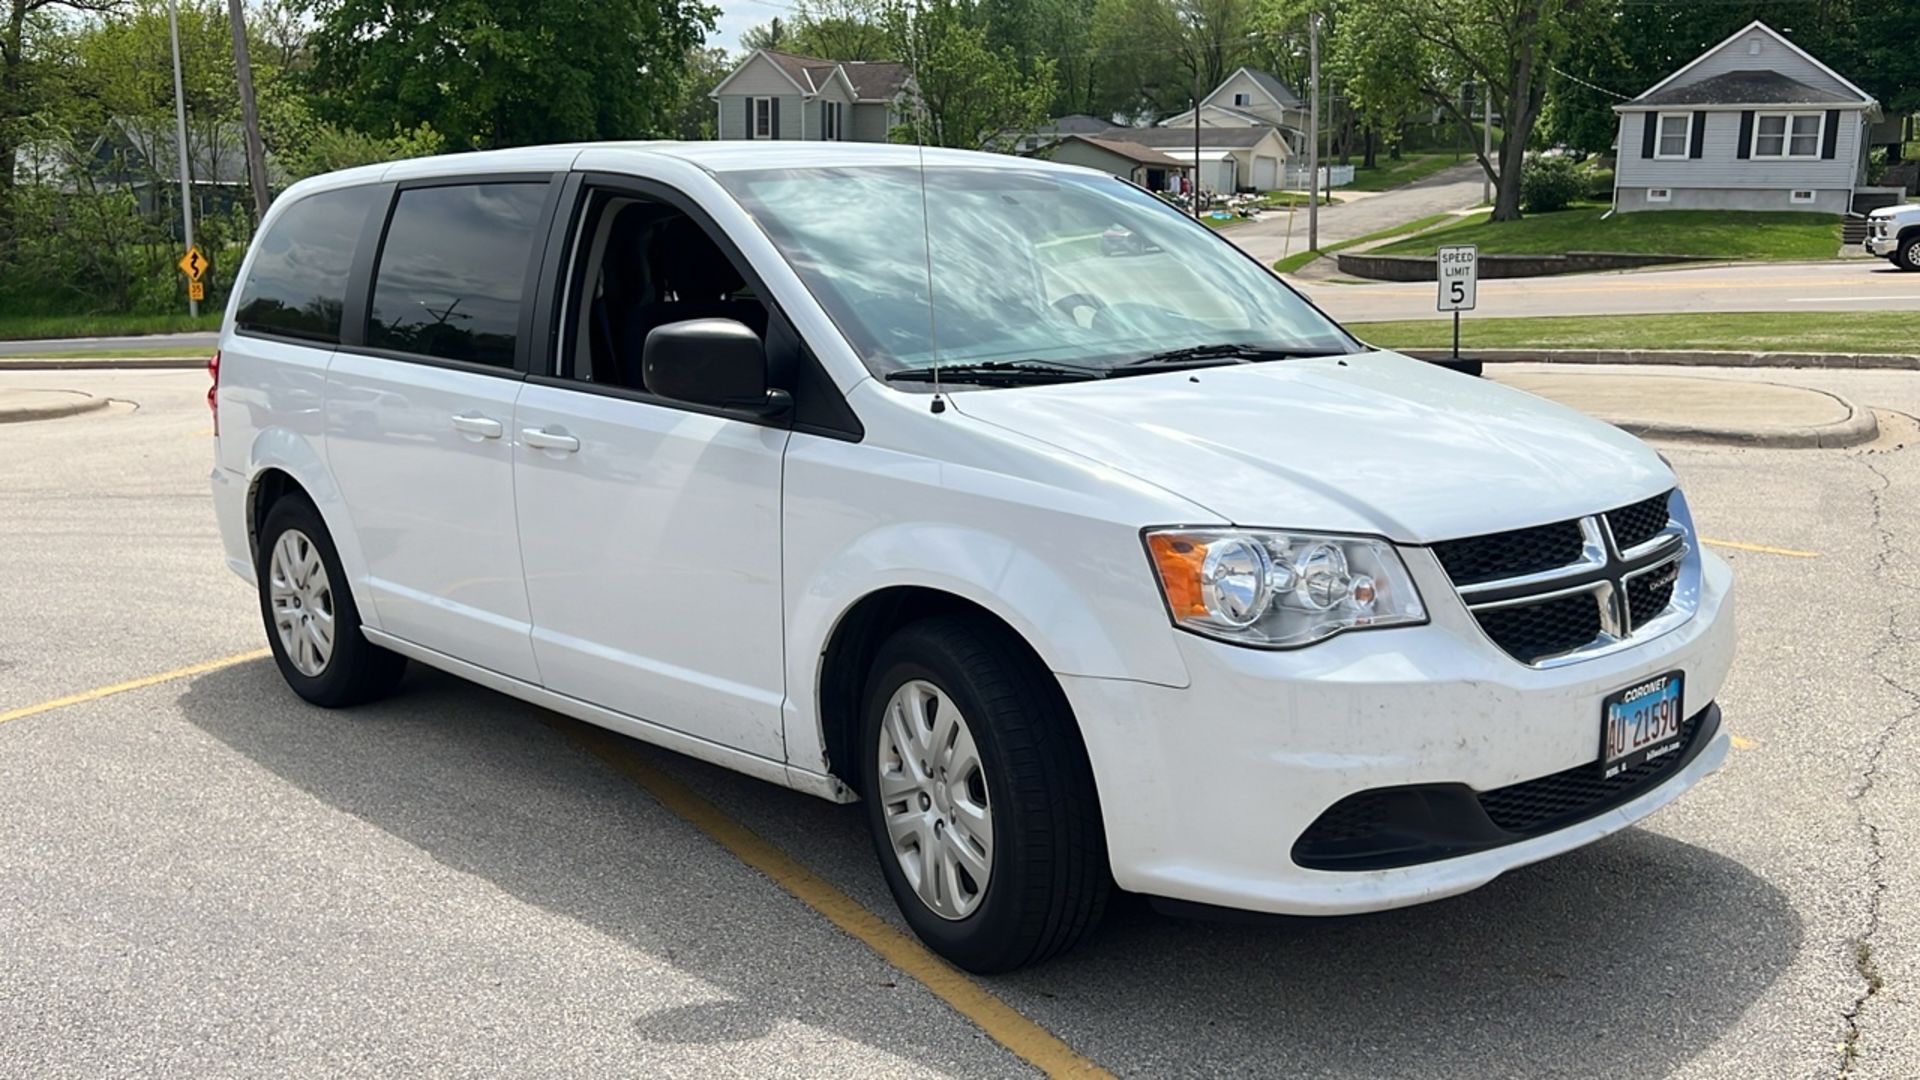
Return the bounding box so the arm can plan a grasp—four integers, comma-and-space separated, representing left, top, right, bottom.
1548, 62, 1631, 100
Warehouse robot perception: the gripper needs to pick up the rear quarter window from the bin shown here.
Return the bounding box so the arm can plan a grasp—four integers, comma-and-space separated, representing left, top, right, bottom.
234, 185, 381, 344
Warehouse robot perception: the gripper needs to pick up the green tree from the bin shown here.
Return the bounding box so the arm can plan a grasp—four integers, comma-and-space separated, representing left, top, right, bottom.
669, 45, 735, 140
297, 0, 717, 148
1090, 0, 1253, 117
1335, 0, 1604, 220
884, 0, 1055, 148
739, 16, 789, 51
791, 0, 889, 59
1, 0, 126, 255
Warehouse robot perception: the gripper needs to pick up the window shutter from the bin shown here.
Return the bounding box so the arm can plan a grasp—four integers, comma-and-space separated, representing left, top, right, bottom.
770, 98, 781, 140
820, 101, 828, 139
1737, 111, 1754, 159
743, 97, 751, 138
1689, 112, 1706, 159
1640, 113, 1657, 158
1821, 109, 1840, 160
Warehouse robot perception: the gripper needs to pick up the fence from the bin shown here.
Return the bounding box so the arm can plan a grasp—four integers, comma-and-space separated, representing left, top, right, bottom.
1281, 164, 1355, 190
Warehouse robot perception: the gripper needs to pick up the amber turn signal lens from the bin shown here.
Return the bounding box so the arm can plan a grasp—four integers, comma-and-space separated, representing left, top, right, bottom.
1147, 533, 1209, 618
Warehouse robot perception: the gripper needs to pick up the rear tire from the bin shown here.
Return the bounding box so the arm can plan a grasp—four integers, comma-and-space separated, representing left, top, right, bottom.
860, 615, 1108, 973
1896, 234, 1920, 272
256, 496, 406, 708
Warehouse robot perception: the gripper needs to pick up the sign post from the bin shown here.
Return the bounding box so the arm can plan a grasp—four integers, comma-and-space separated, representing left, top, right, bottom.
1436, 244, 1478, 362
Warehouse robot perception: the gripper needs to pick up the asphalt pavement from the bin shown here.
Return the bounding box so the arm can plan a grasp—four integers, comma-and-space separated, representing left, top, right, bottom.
1227, 162, 1490, 265
4, 367, 1920, 1076
0, 332, 217, 358
1298, 259, 1920, 324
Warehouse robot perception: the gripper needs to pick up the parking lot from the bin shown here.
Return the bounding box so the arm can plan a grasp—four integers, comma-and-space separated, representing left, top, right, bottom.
4, 365, 1919, 1078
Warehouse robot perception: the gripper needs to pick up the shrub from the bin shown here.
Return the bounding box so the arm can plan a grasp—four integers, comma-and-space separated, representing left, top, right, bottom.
1581, 164, 1615, 201
1521, 153, 1584, 213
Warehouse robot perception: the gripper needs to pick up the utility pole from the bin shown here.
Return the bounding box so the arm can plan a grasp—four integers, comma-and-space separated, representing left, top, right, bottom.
1307, 13, 1319, 251
167, 0, 197, 318
227, 0, 270, 219
1192, 93, 1201, 219
1482, 83, 1493, 206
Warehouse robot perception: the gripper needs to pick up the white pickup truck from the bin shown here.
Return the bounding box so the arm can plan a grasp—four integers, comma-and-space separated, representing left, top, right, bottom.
1865, 203, 1920, 270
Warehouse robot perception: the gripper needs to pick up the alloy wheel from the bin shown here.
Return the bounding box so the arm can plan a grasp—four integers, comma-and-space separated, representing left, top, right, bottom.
876, 679, 994, 920
268, 529, 335, 677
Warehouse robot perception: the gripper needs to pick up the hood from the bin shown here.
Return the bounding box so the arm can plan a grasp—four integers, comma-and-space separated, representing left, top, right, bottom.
1869, 205, 1918, 221
949, 351, 1673, 543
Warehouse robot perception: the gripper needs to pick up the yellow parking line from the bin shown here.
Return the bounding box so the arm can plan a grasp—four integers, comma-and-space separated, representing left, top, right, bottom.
1701, 537, 1820, 558
557, 720, 1113, 1079
0, 648, 271, 727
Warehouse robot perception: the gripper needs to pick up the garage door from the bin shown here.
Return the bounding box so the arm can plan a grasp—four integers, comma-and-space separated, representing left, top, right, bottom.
1253, 155, 1278, 191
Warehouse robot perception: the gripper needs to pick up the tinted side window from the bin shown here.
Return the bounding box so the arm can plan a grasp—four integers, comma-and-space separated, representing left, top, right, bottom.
367, 182, 549, 368
235, 186, 379, 343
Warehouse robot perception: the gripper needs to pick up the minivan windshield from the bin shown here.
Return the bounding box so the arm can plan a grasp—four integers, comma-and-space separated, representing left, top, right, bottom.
716, 165, 1358, 383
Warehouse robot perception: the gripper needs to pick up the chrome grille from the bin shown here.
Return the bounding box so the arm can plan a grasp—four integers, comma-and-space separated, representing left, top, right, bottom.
1433, 490, 1693, 666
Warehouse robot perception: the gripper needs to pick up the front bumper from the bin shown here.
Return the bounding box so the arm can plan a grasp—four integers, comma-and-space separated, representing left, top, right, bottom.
1866, 234, 1896, 257
1062, 546, 1736, 916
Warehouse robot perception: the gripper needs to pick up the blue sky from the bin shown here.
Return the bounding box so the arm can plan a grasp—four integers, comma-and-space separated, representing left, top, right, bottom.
711, 0, 774, 52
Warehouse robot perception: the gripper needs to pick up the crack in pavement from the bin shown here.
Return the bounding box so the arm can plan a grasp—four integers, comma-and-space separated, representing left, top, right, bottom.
1840, 454, 1920, 1077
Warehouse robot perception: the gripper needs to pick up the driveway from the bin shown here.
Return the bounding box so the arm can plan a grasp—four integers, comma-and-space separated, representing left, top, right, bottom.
1228, 161, 1487, 264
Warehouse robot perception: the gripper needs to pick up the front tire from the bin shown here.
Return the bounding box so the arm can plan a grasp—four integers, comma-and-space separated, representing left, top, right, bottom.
860, 615, 1108, 973
1896, 234, 1920, 272
256, 496, 406, 707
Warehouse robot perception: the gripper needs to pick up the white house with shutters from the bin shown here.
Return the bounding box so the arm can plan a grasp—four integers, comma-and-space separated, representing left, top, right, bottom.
1610, 21, 1880, 215
710, 50, 912, 143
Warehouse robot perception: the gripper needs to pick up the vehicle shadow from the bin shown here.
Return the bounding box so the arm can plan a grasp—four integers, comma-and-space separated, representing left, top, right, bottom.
179, 662, 1798, 1077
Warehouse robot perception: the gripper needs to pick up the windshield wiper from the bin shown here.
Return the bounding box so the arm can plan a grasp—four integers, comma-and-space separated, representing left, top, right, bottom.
1122, 343, 1347, 369
884, 360, 1106, 386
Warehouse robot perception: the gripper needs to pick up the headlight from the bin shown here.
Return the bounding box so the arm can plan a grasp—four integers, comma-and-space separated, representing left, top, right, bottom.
1145, 528, 1425, 648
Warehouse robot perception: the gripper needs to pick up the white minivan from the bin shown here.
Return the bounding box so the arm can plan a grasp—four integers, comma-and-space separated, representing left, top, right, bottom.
210, 142, 1735, 973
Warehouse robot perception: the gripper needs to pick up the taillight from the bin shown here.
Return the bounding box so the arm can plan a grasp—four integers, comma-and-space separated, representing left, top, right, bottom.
207, 349, 220, 436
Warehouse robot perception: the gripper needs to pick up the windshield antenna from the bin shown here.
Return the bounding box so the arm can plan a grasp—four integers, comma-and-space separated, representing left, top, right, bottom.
911, 71, 944, 414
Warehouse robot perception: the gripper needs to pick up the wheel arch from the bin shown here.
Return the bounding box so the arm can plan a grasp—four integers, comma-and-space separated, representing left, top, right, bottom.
814, 586, 1073, 794
244, 430, 380, 628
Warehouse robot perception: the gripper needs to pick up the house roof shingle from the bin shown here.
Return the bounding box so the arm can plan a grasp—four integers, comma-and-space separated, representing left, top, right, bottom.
1055, 135, 1186, 167
1242, 69, 1304, 109
841, 60, 911, 101
1633, 69, 1860, 107
1105, 125, 1279, 149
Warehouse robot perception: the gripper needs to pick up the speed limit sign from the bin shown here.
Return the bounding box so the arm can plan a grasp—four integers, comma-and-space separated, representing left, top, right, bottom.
1437, 245, 1478, 311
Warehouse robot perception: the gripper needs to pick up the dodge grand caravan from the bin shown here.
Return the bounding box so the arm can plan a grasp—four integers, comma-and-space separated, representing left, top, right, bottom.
210, 143, 1735, 973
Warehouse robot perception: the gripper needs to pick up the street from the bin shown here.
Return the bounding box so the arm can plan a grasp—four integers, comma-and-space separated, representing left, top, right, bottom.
3, 366, 1919, 1077
1296, 259, 1920, 324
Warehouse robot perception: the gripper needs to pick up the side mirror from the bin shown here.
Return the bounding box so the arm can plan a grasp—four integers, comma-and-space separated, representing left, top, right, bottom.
642, 318, 791, 417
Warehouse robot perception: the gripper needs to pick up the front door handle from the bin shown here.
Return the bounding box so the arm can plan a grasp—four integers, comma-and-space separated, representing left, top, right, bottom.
521, 427, 580, 453
450, 413, 503, 439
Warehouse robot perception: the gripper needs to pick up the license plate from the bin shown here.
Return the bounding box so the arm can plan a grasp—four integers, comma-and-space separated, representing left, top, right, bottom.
1600, 672, 1685, 779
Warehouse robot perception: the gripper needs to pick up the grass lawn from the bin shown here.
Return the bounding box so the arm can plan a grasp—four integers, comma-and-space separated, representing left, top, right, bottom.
1350, 311, 1916, 355
1372, 204, 1841, 261
0, 346, 210, 360
1274, 211, 1489, 275
0, 312, 221, 341
1343, 154, 1462, 193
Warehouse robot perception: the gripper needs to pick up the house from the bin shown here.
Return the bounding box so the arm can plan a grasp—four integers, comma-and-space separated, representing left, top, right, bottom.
1032, 134, 1190, 192
710, 49, 911, 142
1096, 125, 1290, 194
1611, 21, 1882, 214
12, 117, 276, 220
1158, 68, 1309, 154
1005, 114, 1113, 154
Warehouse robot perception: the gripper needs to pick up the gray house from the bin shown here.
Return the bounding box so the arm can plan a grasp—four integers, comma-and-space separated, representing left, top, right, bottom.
1158, 68, 1309, 154
711, 49, 911, 142
1611, 21, 1881, 214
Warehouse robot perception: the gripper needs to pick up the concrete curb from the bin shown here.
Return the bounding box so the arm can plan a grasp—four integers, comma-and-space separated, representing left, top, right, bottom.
1490, 369, 1880, 450
0, 357, 205, 370
1401, 348, 1920, 371
0, 391, 111, 424
1604, 395, 1879, 449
